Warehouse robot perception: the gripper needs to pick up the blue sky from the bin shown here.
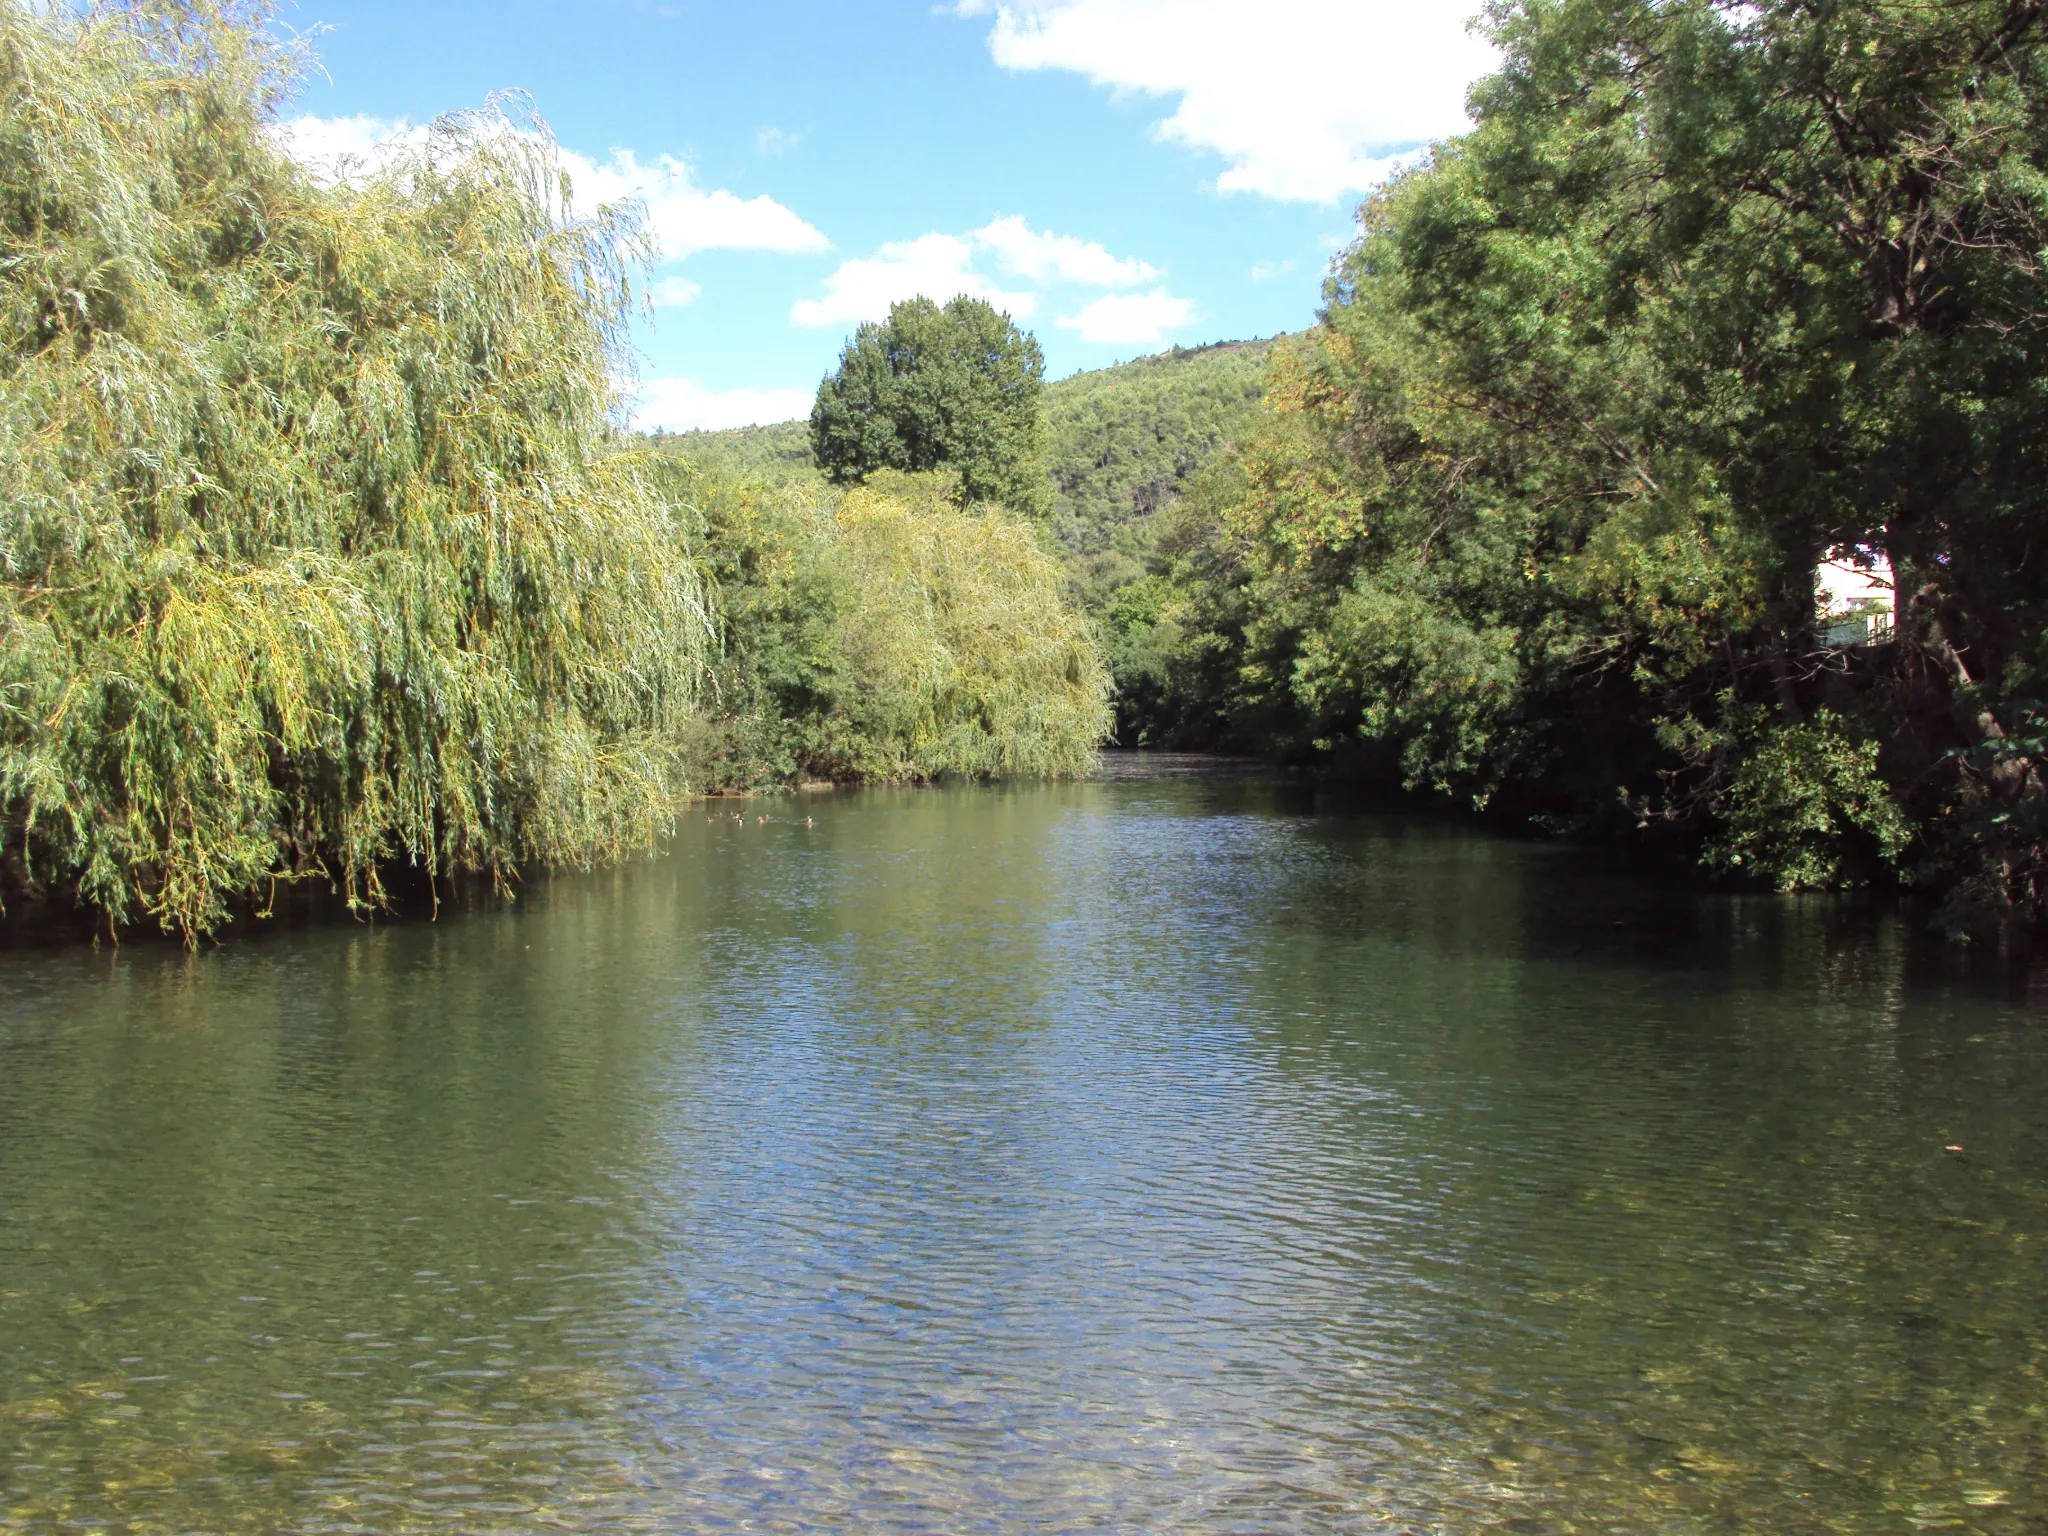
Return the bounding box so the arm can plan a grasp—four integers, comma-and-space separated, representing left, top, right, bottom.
276, 0, 1495, 429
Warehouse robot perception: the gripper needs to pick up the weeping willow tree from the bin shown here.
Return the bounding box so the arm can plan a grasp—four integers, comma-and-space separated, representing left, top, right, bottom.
822, 482, 1111, 779
0, 1, 714, 940
667, 464, 1110, 785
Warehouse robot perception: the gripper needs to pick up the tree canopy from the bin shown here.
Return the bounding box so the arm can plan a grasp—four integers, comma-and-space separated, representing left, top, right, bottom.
1109, 0, 2048, 928
809, 296, 1049, 513
665, 465, 1110, 786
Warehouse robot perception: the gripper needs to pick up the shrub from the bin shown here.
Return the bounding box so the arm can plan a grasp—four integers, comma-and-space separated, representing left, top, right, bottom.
678, 468, 1111, 783
1704, 712, 1912, 891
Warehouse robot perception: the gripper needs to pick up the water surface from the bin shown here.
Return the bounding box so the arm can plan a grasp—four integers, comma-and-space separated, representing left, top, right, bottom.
2, 759, 2045, 1533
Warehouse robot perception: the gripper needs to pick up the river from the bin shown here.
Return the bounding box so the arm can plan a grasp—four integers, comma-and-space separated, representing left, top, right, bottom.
1, 756, 2044, 1533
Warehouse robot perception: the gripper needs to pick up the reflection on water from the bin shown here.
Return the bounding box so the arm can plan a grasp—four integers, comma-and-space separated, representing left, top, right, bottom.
1, 758, 2045, 1533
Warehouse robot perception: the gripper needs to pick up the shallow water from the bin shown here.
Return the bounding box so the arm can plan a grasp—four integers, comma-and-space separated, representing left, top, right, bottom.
1, 758, 2045, 1534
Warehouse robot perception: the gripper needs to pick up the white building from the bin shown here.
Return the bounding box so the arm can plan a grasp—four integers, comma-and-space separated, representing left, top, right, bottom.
1816, 546, 1895, 647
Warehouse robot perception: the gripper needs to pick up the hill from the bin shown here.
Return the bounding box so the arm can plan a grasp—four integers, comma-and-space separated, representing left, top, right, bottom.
1042, 339, 1273, 555
642, 338, 1279, 559
645, 418, 819, 485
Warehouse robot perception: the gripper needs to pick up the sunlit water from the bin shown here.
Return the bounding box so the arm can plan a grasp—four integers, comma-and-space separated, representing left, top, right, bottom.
2, 756, 2046, 1534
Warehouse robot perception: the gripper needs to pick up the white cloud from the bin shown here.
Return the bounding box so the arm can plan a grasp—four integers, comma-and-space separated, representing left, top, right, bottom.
790, 233, 1038, 329
272, 116, 829, 263
791, 220, 1159, 329
1056, 288, 1195, 345
563, 149, 828, 261
1248, 258, 1297, 282
954, 0, 1497, 202
646, 275, 702, 308
634, 378, 816, 433
273, 113, 427, 179
972, 215, 1156, 286
755, 125, 802, 157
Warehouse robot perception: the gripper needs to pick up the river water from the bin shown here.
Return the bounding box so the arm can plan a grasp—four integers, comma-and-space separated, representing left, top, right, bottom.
1, 757, 2044, 1534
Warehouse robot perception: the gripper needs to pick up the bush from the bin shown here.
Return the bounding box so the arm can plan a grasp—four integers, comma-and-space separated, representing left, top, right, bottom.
825, 482, 1109, 777
1704, 712, 1912, 891
677, 468, 1111, 783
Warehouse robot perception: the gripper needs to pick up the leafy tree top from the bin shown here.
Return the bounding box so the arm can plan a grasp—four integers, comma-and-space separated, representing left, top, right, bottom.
810, 296, 1049, 514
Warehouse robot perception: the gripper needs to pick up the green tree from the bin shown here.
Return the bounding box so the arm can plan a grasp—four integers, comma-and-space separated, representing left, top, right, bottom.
809, 296, 1049, 513
1140, 0, 2048, 924
665, 464, 1110, 784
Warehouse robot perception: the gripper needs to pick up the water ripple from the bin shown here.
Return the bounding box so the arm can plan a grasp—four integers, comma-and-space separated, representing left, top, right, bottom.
1, 767, 2045, 1533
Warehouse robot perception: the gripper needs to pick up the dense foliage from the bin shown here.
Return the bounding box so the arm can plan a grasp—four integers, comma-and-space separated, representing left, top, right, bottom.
678, 341, 1277, 744
1046, 340, 1271, 562
810, 296, 1049, 513
1124, 0, 2048, 928
0, 0, 717, 940
671, 467, 1111, 786
60, 0, 2046, 938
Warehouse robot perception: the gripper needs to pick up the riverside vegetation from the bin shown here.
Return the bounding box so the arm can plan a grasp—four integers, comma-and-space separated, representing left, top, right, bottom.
683, 0, 2048, 937
8, 0, 2048, 943
1184, 0, 2048, 934
0, 0, 1107, 942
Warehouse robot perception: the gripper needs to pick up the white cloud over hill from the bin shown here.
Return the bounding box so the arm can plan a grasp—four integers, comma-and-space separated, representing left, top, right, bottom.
1057, 288, 1195, 344
954, 0, 1496, 202
791, 232, 1038, 330
567, 149, 828, 261
792, 217, 1187, 344
634, 377, 818, 433
975, 216, 1157, 287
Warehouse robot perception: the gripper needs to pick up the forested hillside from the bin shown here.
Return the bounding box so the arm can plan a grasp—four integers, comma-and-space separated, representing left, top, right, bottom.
655, 339, 1270, 536
650, 420, 818, 485
1043, 341, 1271, 555
1043, 342, 1272, 645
